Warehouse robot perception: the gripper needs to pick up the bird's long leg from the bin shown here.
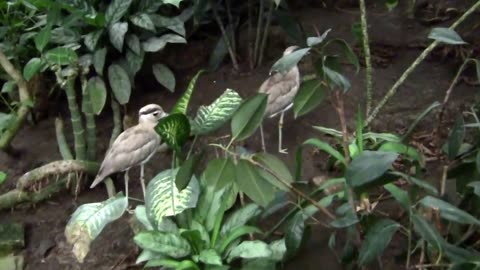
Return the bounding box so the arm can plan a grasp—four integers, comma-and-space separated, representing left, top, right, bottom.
124, 170, 129, 200
278, 111, 288, 154
140, 164, 146, 199
260, 124, 266, 152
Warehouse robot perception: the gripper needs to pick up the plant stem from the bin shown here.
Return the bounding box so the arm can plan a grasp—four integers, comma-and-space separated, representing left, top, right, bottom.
253, 0, 264, 66
64, 77, 86, 160
0, 49, 32, 151
186, 135, 198, 160
247, 0, 254, 69
80, 72, 96, 161
110, 98, 122, 146
365, 0, 480, 126
211, 2, 239, 71
257, 0, 273, 66
359, 0, 373, 116
225, 0, 236, 53
55, 118, 74, 160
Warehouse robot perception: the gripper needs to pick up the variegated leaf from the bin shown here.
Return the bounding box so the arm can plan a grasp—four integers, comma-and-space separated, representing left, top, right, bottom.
65, 195, 128, 263
191, 89, 242, 135
171, 70, 204, 114
146, 168, 200, 227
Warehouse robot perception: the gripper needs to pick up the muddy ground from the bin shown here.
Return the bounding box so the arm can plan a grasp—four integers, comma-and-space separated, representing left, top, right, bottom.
1, 1, 479, 269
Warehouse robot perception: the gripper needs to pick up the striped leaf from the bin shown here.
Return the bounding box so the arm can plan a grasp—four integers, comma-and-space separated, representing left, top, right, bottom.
171, 70, 204, 114
146, 168, 200, 227
155, 113, 191, 152
65, 195, 128, 263
191, 89, 242, 135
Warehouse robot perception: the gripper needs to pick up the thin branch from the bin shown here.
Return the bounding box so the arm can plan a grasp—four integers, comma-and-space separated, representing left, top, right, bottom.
212, 2, 239, 71
258, 0, 274, 66
359, 0, 374, 116
55, 117, 74, 160
253, 0, 265, 66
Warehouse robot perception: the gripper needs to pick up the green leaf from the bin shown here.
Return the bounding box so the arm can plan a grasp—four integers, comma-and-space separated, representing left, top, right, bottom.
234, 160, 276, 207
84, 30, 103, 51
198, 249, 222, 265
153, 64, 175, 92
126, 49, 144, 78
391, 171, 438, 195
1, 81, 16, 94
86, 76, 107, 115
23, 58, 43, 81
172, 70, 204, 114
109, 22, 128, 52
65, 195, 128, 263
345, 151, 398, 187
142, 34, 186, 52
191, 89, 242, 135
269, 238, 287, 261
306, 29, 331, 47
285, 211, 305, 259
383, 183, 410, 210
358, 219, 400, 266
136, 249, 164, 264
134, 231, 191, 258
146, 168, 200, 226
108, 64, 131, 105
134, 205, 154, 231
303, 138, 346, 165
204, 158, 236, 190
356, 108, 364, 154
50, 27, 81, 44
35, 26, 51, 52
227, 240, 272, 262
220, 204, 261, 236
411, 213, 444, 252
378, 142, 423, 163
446, 114, 465, 159
419, 196, 480, 225
323, 39, 360, 73
93, 48, 106, 76
163, 0, 186, 7
194, 182, 237, 231
428, 27, 467, 45
105, 0, 133, 25
293, 79, 326, 118
45, 47, 78, 66
191, 220, 210, 247
231, 94, 267, 141
253, 152, 293, 191
270, 48, 310, 74
0, 171, 6, 185
218, 225, 262, 254
130, 13, 155, 31
330, 211, 359, 228
385, 0, 398, 11
176, 153, 202, 191
154, 113, 191, 152
0, 113, 14, 133
467, 181, 480, 197
126, 35, 142, 55
181, 229, 206, 252
323, 66, 351, 92
209, 35, 229, 71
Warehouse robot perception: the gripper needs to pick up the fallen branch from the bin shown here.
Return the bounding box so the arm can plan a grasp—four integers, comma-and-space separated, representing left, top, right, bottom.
16, 160, 99, 191
0, 49, 32, 151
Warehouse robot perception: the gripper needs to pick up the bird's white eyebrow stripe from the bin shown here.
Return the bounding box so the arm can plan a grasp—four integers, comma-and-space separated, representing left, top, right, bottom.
140, 108, 160, 115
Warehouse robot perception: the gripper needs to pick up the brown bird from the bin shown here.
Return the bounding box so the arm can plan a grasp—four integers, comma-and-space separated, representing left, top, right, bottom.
90, 104, 167, 198
259, 45, 301, 154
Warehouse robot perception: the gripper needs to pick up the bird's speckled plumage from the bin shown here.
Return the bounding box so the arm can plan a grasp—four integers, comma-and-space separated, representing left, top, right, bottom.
90, 104, 166, 189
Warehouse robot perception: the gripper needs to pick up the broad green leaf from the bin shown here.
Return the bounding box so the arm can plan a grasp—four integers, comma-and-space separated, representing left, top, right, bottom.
198, 249, 222, 265
303, 138, 346, 165
45, 47, 78, 66
105, 0, 133, 25
153, 64, 175, 92
379, 142, 423, 164
345, 151, 398, 187
330, 211, 359, 228
191, 220, 210, 247
468, 181, 480, 197
323, 38, 360, 73
218, 226, 262, 254
154, 113, 190, 152
172, 70, 204, 114
134, 231, 191, 258
23, 58, 43, 81
142, 34, 186, 52
93, 48, 107, 76
65, 195, 128, 263
126, 35, 142, 55
323, 66, 351, 92
86, 77, 107, 115
84, 30, 103, 51
191, 89, 242, 135
108, 64, 131, 104
136, 249, 164, 264
285, 211, 305, 259
428, 27, 467, 45
411, 213, 444, 252
234, 160, 276, 207
1, 81, 15, 93
231, 94, 267, 141
306, 29, 331, 47
34, 26, 51, 52
270, 48, 310, 74
181, 229, 206, 252
358, 219, 400, 266
446, 114, 465, 159
146, 168, 199, 227
220, 204, 261, 235
109, 22, 128, 52
204, 158, 236, 190
253, 152, 293, 191
0, 113, 14, 133
0, 171, 6, 185
442, 242, 480, 263
391, 171, 438, 195
419, 196, 480, 225
125, 49, 144, 78
209, 35, 229, 71
269, 239, 287, 262
134, 205, 154, 230
383, 183, 410, 210
163, 0, 186, 7
293, 79, 326, 118
50, 27, 81, 44
227, 240, 272, 262
130, 13, 155, 31
176, 153, 202, 190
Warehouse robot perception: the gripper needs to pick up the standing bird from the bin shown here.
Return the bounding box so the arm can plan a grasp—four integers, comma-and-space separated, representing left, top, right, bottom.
259, 45, 301, 154
90, 104, 167, 198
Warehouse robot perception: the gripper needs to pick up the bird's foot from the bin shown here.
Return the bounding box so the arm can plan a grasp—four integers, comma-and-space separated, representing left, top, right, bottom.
279, 148, 288, 155
126, 205, 135, 214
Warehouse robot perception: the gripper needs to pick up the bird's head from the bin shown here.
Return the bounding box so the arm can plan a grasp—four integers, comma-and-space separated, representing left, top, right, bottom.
283, 45, 299, 56
138, 104, 168, 124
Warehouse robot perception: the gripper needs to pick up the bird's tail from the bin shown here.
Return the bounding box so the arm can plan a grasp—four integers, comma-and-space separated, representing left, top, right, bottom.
90, 174, 105, 189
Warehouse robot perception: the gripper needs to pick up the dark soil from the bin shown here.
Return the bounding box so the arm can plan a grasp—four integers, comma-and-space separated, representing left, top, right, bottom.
1, 1, 479, 269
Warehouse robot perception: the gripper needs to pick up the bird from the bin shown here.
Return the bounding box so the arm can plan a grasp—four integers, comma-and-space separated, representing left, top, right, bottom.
90, 104, 168, 199
259, 45, 301, 154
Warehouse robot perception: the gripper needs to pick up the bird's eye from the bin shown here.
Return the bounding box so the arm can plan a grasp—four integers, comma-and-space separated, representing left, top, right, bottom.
153, 112, 159, 116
